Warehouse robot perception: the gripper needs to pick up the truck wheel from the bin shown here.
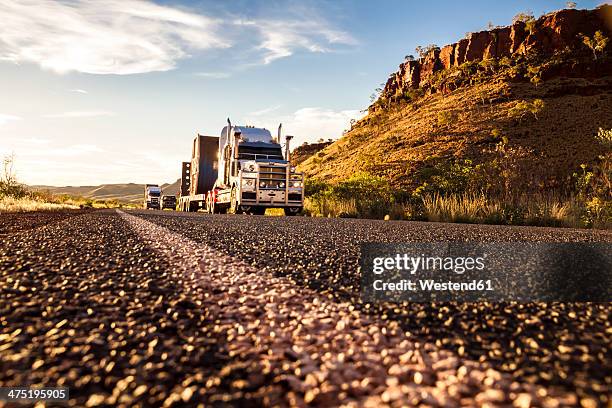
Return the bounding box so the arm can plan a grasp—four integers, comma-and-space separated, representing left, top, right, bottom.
251, 207, 266, 215
189, 202, 198, 212
229, 188, 242, 214
208, 194, 216, 214
284, 207, 302, 216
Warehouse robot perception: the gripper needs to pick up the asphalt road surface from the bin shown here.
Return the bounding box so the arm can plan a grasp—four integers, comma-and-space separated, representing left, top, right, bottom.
0, 209, 610, 407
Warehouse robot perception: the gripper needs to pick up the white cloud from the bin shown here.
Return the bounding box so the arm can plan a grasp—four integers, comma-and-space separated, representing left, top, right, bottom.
245, 107, 364, 146
249, 105, 282, 116
238, 19, 357, 64
70, 89, 88, 94
0, 113, 21, 125
42, 111, 115, 119
193, 71, 231, 79
0, 0, 230, 75
0, 1, 356, 75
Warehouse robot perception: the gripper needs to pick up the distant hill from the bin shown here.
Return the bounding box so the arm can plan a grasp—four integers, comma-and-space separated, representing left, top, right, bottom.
31, 180, 181, 203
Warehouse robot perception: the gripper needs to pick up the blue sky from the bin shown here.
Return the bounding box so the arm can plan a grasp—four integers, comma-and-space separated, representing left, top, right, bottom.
0, 0, 604, 186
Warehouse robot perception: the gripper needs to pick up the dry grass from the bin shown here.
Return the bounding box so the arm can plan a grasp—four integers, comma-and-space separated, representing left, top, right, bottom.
421, 192, 588, 227
304, 196, 359, 218
0, 196, 79, 213
421, 193, 501, 223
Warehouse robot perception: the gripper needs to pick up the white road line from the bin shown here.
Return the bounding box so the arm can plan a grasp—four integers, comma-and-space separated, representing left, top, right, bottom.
118, 210, 574, 407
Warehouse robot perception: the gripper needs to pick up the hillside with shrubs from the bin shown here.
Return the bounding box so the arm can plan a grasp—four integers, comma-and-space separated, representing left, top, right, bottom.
299, 5, 612, 228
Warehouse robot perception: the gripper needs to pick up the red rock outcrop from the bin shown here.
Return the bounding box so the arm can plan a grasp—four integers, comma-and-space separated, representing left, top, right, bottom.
378, 6, 611, 101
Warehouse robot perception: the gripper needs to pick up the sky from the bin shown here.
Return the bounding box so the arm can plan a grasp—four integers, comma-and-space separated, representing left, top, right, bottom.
0, 0, 605, 186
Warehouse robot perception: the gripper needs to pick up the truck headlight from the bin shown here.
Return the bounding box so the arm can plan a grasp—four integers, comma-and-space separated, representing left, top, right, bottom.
290, 166, 296, 173
292, 181, 302, 188
259, 181, 266, 188
279, 182, 285, 188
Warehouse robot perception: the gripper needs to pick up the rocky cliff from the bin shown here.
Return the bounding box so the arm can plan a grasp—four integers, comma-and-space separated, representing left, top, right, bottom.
299, 6, 612, 195
380, 6, 612, 100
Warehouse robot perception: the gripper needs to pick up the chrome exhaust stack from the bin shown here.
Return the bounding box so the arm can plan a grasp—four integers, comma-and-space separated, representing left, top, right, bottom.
285, 135, 294, 163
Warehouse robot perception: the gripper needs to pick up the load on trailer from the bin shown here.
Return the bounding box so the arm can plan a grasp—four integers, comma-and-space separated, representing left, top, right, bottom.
144, 184, 161, 209
178, 119, 304, 215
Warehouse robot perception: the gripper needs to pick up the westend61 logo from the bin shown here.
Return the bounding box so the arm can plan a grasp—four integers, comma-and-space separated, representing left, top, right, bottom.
360, 243, 612, 302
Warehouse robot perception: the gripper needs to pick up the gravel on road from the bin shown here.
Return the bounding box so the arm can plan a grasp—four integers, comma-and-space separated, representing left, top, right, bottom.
121, 210, 581, 407
0, 209, 92, 235
0, 210, 230, 407
0, 209, 609, 407
131, 210, 612, 406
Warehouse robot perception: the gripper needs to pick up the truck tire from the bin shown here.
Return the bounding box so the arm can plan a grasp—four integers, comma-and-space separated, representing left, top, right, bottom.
206, 194, 214, 214
189, 201, 199, 212
251, 207, 266, 215
284, 207, 302, 216
229, 188, 243, 214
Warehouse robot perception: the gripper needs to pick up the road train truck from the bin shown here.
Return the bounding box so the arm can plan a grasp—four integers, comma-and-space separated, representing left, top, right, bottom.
144, 184, 161, 209
178, 120, 304, 215
161, 194, 177, 210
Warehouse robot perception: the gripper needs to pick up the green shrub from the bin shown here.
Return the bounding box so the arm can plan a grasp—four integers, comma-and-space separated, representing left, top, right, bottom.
508, 99, 544, 121
526, 65, 542, 86
304, 173, 398, 219
572, 128, 611, 228
578, 30, 609, 60
413, 159, 485, 197
437, 110, 457, 126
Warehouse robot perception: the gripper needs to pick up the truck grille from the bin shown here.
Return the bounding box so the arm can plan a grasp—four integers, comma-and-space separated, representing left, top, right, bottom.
258, 165, 287, 189
259, 165, 286, 182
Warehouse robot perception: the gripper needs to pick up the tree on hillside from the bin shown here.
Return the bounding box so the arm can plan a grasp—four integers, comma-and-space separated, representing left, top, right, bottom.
566, 1, 577, 9
513, 11, 536, 34
579, 31, 609, 60
512, 11, 534, 24
596, 128, 612, 148
508, 99, 545, 122
527, 65, 542, 86
415, 44, 439, 59
404, 55, 415, 62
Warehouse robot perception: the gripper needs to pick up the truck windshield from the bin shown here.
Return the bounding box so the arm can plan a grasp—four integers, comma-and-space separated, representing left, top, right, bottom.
150, 191, 161, 197
238, 146, 284, 160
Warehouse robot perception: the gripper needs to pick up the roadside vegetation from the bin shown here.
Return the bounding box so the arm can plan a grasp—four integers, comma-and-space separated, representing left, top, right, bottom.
303, 128, 611, 229
0, 155, 133, 213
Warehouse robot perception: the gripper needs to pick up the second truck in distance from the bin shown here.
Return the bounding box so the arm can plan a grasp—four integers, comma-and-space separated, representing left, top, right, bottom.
178, 120, 304, 215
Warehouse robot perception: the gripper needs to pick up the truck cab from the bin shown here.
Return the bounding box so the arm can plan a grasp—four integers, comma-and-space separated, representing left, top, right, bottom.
178, 120, 304, 215
144, 184, 161, 209
213, 124, 304, 215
